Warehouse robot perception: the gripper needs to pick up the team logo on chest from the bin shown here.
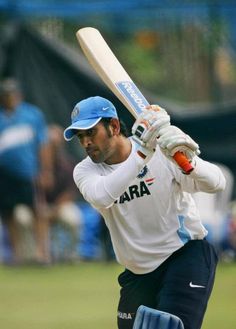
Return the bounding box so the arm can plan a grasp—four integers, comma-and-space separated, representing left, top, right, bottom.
137, 165, 148, 179
114, 167, 156, 204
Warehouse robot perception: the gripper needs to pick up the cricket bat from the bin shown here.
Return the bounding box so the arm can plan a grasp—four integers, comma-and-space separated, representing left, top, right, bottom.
76, 27, 193, 173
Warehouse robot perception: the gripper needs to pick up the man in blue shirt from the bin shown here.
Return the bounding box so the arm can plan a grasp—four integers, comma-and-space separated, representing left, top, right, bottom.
0, 78, 53, 264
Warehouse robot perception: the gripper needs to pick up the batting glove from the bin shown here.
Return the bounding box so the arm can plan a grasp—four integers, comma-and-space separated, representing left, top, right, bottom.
132, 139, 155, 163
132, 105, 170, 152
158, 125, 200, 164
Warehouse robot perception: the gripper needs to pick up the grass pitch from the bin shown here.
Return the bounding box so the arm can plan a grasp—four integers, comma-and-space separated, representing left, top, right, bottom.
0, 261, 235, 329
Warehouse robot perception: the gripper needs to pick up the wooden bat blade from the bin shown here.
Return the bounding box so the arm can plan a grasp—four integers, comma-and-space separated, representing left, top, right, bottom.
76, 27, 149, 118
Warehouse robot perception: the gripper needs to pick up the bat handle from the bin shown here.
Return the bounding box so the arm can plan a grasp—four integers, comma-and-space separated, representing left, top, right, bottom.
173, 151, 194, 174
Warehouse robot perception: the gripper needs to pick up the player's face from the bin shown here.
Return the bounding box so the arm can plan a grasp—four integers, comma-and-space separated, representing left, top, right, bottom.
0, 91, 22, 111
76, 120, 118, 164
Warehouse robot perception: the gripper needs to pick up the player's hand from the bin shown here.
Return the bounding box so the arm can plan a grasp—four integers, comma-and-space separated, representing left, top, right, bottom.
157, 125, 200, 163
132, 105, 170, 151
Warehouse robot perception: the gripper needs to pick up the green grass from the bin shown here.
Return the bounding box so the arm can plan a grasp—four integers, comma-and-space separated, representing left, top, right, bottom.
202, 262, 236, 329
0, 261, 235, 329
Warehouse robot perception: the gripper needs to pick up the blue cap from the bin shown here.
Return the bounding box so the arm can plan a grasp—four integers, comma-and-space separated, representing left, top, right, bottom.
64, 96, 118, 141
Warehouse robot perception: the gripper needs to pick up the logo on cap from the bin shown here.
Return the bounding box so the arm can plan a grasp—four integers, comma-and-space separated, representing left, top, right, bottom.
71, 107, 79, 120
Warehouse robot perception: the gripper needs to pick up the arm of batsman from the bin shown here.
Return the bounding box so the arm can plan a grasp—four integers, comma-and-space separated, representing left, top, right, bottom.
132, 105, 170, 151
157, 125, 200, 163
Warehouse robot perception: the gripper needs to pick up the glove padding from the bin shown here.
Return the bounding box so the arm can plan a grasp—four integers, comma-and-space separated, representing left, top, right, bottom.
132, 140, 154, 163
132, 105, 170, 152
158, 125, 200, 163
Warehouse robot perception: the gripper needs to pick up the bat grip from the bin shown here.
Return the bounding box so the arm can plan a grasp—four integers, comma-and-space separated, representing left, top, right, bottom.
173, 151, 194, 174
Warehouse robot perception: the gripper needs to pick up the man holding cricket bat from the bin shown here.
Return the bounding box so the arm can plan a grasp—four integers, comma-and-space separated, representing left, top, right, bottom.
64, 95, 225, 329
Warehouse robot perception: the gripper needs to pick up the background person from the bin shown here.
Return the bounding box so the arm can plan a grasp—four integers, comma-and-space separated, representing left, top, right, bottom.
63, 96, 226, 329
0, 77, 53, 264
45, 124, 81, 262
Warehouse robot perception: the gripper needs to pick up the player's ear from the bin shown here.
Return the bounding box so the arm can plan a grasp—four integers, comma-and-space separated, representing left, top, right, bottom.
110, 118, 120, 136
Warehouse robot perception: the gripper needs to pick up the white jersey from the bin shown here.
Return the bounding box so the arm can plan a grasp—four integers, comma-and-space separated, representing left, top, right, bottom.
73, 140, 225, 274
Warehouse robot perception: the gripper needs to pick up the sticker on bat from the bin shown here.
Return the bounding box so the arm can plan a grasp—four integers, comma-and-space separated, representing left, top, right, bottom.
116, 81, 149, 114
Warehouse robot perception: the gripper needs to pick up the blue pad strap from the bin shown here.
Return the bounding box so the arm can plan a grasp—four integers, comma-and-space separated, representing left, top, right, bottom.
133, 305, 184, 329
